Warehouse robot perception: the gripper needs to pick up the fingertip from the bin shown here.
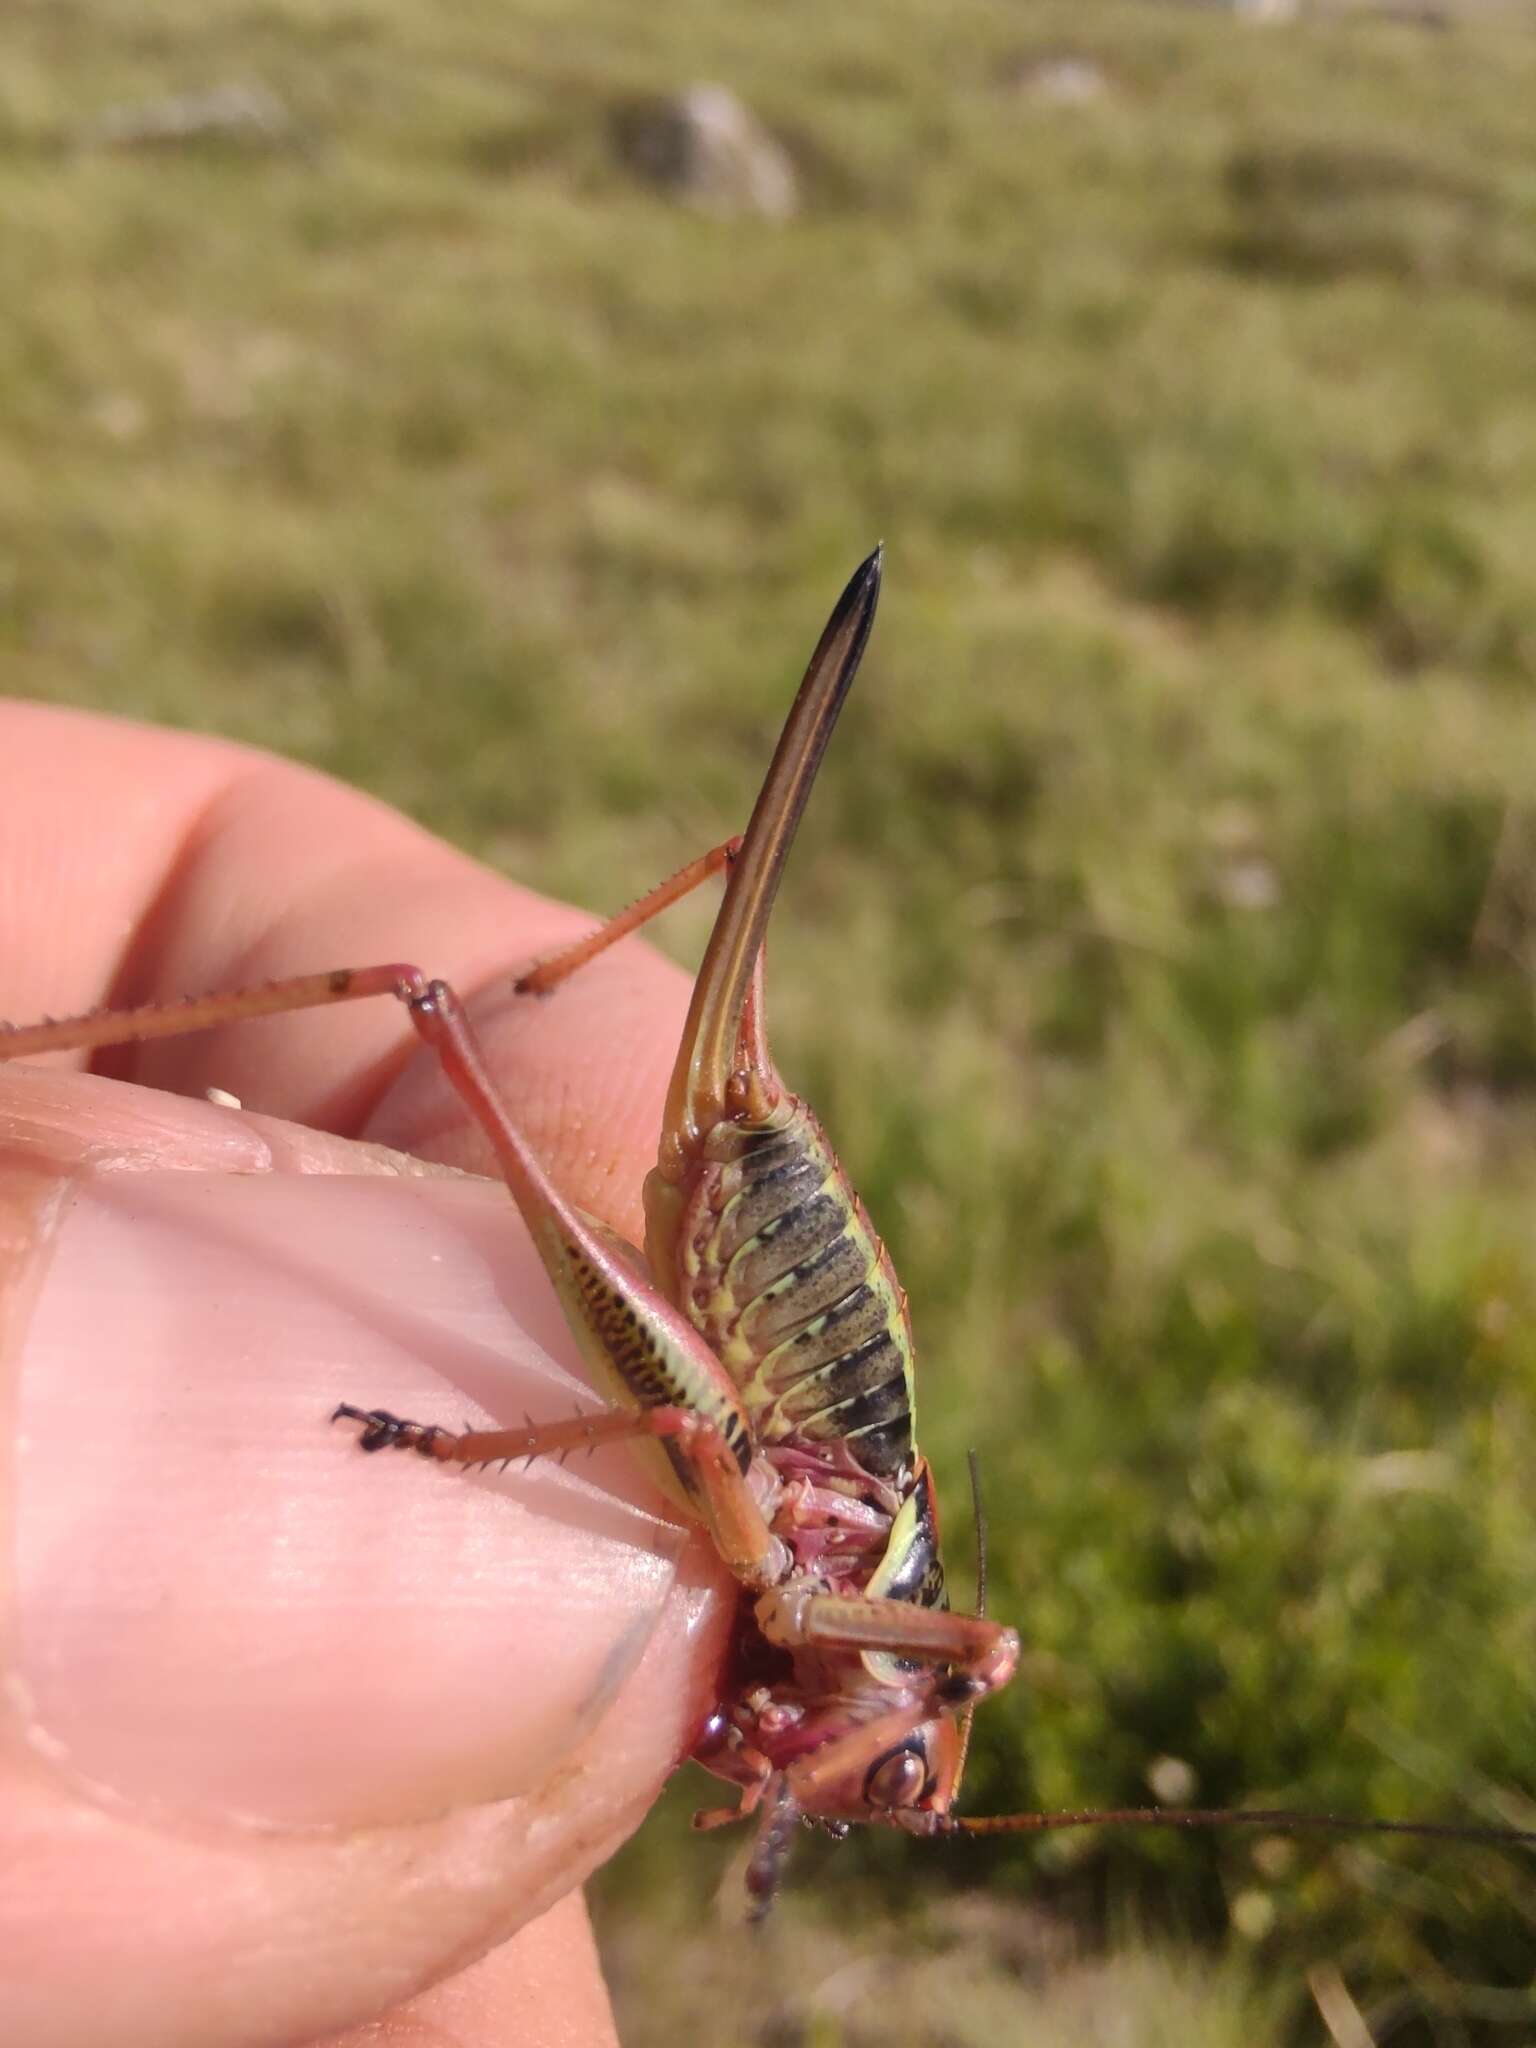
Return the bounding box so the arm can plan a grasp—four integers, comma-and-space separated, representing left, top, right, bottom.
8, 1135, 711, 1831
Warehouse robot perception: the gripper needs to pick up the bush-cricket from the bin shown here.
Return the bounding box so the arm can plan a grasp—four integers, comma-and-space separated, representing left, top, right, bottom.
4, 551, 1534, 1914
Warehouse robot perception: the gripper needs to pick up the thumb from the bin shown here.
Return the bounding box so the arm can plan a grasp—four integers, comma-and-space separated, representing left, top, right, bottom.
1, 1063, 729, 2047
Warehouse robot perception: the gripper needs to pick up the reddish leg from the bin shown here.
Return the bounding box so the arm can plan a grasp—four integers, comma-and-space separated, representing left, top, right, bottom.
515, 838, 741, 996
755, 1586, 1020, 1703
750, 1588, 1020, 1826
1, 960, 791, 1594
0, 963, 427, 1060
679, 1585, 1022, 1907
509, 835, 782, 1152
330, 1394, 785, 1591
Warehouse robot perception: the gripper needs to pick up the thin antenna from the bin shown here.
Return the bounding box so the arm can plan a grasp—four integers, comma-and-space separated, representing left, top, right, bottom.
935, 1807, 1536, 1847
939, 1461, 1536, 1855
967, 1448, 988, 1617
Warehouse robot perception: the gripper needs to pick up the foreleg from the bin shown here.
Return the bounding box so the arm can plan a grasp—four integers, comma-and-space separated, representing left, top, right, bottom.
333, 1396, 786, 1591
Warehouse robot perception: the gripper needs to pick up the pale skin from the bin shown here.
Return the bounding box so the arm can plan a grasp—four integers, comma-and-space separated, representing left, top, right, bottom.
0, 701, 736, 2048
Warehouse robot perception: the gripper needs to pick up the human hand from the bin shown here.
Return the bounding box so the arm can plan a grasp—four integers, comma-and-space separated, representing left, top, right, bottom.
0, 702, 733, 2047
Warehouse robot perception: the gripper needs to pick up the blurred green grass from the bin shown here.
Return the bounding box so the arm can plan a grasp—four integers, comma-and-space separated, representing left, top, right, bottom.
6, 0, 1536, 2038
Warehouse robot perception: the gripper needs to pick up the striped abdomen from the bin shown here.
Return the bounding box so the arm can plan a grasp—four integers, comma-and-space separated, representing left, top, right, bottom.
677, 1101, 915, 1477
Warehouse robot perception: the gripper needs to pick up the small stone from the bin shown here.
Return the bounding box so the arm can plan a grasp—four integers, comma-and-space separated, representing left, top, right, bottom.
80, 82, 294, 153
611, 83, 798, 220
1179, 0, 1299, 15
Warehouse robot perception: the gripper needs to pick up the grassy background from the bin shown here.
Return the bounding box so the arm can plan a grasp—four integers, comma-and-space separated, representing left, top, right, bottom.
6, 0, 1536, 2038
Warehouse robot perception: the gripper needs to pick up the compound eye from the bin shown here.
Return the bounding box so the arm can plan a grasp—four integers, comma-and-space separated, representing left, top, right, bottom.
864, 1743, 930, 1809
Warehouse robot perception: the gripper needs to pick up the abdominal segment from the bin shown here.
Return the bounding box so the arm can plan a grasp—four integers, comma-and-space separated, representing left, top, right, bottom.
679, 1102, 917, 1480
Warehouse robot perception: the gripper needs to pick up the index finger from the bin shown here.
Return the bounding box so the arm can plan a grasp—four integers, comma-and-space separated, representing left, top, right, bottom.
0, 699, 686, 1241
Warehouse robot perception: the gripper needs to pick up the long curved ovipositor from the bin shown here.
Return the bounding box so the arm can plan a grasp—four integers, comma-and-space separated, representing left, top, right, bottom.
663, 544, 882, 1152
